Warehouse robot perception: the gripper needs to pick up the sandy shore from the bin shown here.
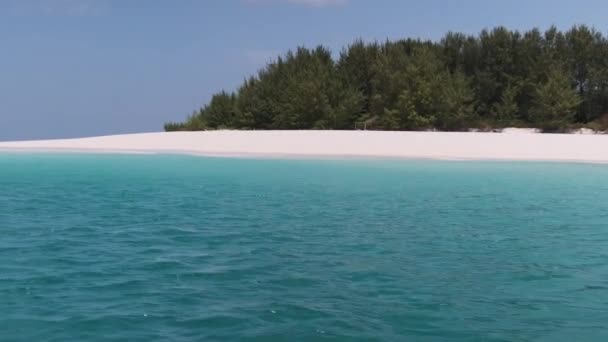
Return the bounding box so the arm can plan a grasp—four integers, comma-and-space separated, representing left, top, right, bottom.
0, 130, 607, 163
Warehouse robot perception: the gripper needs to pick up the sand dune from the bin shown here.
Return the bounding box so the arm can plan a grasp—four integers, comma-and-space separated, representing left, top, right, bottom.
1, 130, 607, 163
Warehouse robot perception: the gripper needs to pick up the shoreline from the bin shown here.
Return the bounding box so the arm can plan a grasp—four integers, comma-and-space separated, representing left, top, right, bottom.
1, 130, 608, 164
2, 147, 608, 166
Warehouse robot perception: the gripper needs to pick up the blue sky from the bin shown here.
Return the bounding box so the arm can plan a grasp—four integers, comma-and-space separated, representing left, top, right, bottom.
1, 0, 607, 140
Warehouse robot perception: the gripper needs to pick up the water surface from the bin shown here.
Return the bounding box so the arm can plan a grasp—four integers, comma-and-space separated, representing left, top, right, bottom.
1, 153, 608, 341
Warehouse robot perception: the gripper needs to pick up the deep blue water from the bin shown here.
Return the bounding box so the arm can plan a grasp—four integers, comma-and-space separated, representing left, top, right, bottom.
1, 153, 608, 341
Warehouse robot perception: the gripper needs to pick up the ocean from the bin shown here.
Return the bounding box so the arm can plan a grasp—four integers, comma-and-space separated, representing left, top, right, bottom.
1, 153, 608, 341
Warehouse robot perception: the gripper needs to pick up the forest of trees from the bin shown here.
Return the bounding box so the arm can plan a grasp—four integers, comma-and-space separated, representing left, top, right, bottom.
165, 26, 608, 133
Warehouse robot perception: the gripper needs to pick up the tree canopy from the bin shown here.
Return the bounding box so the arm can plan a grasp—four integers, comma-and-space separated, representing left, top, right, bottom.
166, 26, 608, 132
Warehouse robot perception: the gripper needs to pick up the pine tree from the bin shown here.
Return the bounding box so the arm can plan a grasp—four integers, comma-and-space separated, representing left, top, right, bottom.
434, 71, 476, 131
491, 82, 520, 124
165, 26, 608, 133
530, 68, 582, 131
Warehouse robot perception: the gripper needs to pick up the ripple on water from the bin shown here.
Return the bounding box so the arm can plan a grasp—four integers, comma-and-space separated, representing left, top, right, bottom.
2, 155, 608, 341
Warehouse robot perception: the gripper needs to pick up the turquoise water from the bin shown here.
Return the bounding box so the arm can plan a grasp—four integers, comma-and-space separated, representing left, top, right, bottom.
1, 154, 608, 341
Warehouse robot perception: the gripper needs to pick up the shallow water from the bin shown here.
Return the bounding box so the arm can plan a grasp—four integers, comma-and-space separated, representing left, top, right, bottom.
1, 153, 608, 341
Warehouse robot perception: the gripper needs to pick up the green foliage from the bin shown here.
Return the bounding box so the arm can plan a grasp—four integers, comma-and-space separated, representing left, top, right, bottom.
163, 122, 185, 132
165, 26, 608, 132
530, 68, 582, 131
395, 89, 434, 130
491, 81, 520, 124
204, 91, 238, 128
434, 71, 476, 131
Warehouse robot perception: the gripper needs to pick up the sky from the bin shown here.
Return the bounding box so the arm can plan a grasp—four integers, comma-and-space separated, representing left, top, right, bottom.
1, 0, 607, 140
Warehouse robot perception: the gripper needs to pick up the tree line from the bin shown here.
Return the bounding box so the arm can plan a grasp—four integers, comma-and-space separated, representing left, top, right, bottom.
165, 26, 608, 132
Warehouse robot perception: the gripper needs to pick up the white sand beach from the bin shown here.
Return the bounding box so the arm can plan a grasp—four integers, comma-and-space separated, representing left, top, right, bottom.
0, 130, 607, 163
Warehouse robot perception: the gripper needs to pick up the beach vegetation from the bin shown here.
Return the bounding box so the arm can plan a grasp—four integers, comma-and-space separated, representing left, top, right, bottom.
167, 26, 608, 133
